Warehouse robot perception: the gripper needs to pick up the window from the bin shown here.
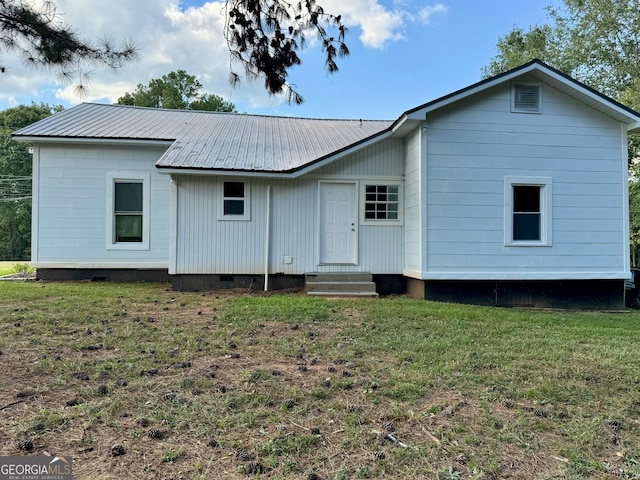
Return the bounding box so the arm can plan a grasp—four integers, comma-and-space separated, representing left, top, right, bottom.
106, 171, 150, 250
115, 182, 143, 242
504, 176, 552, 246
220, 180, 250, 220
360, 182, 403, 225
513, 186, 540, 241
512, 83, 541, 113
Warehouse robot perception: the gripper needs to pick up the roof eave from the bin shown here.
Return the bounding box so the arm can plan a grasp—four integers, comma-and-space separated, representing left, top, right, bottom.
12, 135, 175, 147
155, 166, 295, 178
400, 59, 640, 126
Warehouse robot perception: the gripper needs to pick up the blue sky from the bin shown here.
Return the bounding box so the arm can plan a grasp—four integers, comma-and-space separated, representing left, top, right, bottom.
0, 0, 560, 120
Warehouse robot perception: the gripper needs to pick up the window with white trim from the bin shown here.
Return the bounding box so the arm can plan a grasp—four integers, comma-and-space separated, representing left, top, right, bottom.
220, 180, 250, 220
106, 172, 150, 250
504, 176, 552, 246
511, 83, 542, 113
115, 182, 143, 242
361, 182, 403, 225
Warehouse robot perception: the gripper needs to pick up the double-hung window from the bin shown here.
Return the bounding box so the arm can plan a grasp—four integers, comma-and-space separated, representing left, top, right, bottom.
512, 185, 541, 241
220, 180, 250, 220
115, 182, 143, 242
504, 176, 552, 246
107, 172, 150, 250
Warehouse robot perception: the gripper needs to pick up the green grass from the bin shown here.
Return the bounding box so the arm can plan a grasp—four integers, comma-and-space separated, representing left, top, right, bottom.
0, 261, 18, 276
1, 282, 640, 479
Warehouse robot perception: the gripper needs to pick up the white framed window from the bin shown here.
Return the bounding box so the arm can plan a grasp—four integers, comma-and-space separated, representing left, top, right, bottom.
360, 181, 403, 225
504, 176, 552, 246
219, 180, 250, 220
511, 82, 542, 113
106, 171, 150, 250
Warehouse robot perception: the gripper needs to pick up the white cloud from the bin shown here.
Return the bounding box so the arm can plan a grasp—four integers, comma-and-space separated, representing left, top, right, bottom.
320, 1, 447, 49
44, 0, 281, 109
0, 1, 447, 110
418, 4, 448, 24
322, 0, 405, 49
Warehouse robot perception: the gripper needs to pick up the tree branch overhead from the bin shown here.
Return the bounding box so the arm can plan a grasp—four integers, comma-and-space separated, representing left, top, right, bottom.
223, 0, 349, 104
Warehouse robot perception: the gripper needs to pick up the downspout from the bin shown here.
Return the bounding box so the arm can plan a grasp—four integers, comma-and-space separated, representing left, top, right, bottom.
169, 178, 178, 275
30, 146, 40, 266
264, 184, 271, 291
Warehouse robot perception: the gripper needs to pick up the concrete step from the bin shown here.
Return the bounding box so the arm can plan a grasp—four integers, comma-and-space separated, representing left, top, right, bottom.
307, 291, 379, 297
305, 272, 373, 282
304, 272, 378, 297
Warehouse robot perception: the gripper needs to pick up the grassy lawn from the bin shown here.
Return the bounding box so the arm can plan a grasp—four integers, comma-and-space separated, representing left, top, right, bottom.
0, 261, 21, 276
1, 282, 639, 479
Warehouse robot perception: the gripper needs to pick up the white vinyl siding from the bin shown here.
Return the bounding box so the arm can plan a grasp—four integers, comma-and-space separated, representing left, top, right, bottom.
403, 129, 423, 277
315, 138, 403, 177
422, 77, 628, 280
33, 144, 170, 267
174, 139, 405, 275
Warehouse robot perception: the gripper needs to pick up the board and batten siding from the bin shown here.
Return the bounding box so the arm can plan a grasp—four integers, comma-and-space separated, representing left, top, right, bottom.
422, 78, 629, 280
174, 139, 405, 275
32, 144, 170, 267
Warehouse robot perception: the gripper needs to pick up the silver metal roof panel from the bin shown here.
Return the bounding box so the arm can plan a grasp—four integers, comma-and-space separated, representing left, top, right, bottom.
14, 103, 393, 173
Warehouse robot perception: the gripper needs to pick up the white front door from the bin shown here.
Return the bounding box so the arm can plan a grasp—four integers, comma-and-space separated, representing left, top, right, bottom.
319, 182, 357, 264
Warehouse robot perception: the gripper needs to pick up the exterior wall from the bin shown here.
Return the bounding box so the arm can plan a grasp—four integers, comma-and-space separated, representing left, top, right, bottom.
403, 128, 423, 276
32, 143, 170, 268
174, 139, 405, 276
421, 76, 629, 280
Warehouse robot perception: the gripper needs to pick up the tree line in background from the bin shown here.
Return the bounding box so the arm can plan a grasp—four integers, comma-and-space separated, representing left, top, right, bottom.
0, 103, 59, 259
4, 0, 640, 262
0, 72, 236, 260
483, 0, 640, 266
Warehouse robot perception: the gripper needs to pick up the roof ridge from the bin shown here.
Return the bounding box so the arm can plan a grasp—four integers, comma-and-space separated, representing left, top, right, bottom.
79, 102, 392, 123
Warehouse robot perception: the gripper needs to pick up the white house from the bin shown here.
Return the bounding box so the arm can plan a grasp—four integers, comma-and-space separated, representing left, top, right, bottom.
14, 60, 640, 308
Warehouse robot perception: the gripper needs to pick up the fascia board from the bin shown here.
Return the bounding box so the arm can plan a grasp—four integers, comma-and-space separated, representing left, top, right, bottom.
13, 136, 174, 147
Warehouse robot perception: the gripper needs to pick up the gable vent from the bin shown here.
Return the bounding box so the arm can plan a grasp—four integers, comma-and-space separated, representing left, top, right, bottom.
513, 84, 541, 113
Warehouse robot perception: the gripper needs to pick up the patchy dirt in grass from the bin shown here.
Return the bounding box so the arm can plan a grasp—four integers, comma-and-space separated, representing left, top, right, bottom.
0, 286, 637, 480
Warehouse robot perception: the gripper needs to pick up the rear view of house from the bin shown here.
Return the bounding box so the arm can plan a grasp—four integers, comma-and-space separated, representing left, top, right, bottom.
14, 60, 640, 308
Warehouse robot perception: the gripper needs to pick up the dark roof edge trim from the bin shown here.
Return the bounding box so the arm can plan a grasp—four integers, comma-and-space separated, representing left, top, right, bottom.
12, 135, 175, 147
393, 59, 640, 128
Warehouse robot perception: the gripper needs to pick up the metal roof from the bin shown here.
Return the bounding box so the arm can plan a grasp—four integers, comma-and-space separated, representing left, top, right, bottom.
15, 60, 640, 174
14, 103, 393, 173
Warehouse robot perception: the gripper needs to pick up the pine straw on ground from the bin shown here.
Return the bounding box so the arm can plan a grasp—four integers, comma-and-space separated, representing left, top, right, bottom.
0, 285, 638, 480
